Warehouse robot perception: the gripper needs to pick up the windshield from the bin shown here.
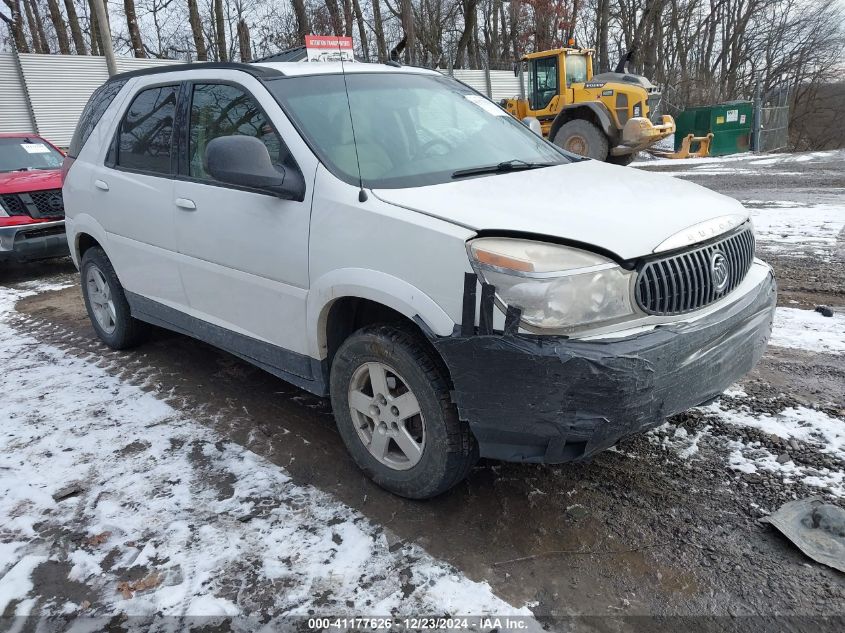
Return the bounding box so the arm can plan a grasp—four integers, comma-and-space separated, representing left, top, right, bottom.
267, 73, 569, 189
565, 54, 588, 86
0, 137, 64, 173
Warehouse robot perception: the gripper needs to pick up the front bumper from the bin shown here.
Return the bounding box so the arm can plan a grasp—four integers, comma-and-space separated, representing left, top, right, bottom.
612, 114, 676, 156
432, 267, 776, 463
0, 220, 69, 262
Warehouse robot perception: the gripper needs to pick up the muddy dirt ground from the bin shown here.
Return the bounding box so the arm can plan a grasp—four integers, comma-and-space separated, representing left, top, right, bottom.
2, 151, 843, 626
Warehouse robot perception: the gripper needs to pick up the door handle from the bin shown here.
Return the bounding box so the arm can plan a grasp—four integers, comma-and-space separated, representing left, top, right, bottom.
175, 198, 197, 211
94, 179, 109, 191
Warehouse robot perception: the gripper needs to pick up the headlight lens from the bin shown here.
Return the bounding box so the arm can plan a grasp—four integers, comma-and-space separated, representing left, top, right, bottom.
0, 199, 8, 217
468, 237, 635, 331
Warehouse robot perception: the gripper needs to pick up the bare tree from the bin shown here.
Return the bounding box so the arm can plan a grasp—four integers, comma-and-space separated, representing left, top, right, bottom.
187, 0, 206, 59
23, 0, 49, 52
290, 0, 309, 43
237, 17, 250, 60
371, 0, 387, 61
45, 0, 71, 53
213, 0, 226, 61
124, 0, 145, 56
1, 0, 30, 51
399, 0, 415, 63
63, 0, 87, 53
351, 0, 369, 60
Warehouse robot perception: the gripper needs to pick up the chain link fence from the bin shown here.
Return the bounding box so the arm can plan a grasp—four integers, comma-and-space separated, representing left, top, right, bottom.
758, 104, 791, 152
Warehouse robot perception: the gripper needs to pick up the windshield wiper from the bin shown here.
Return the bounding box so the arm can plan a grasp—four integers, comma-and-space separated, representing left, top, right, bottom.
451, 159, 556, 179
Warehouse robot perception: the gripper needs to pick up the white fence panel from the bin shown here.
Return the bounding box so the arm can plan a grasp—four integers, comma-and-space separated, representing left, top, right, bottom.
114, 57, 183, 74
489, 70, 523, 102
451, 69, 488, 95
0, 53, 35, 134
18, 54, 110, 147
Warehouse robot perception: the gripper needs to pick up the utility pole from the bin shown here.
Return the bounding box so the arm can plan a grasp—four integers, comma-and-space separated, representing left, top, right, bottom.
90, 0, 117, 75
752, 77, 762, 153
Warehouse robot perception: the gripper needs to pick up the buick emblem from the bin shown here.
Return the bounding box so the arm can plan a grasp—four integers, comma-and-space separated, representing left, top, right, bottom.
710, 250, 730, 293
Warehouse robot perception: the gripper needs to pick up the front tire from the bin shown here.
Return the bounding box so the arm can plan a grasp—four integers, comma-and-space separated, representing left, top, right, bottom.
553, 119, 609, 160
329, 324, 478, 499
80, 247, 148, 350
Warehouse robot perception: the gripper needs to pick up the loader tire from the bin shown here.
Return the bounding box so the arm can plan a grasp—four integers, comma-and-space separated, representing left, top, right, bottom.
608, 152, 638, 166
553, 119, 609, 161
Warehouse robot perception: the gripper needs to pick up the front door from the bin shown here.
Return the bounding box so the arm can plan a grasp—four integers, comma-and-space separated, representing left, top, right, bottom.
528, 56, 560, 113
173, 79, 314, 359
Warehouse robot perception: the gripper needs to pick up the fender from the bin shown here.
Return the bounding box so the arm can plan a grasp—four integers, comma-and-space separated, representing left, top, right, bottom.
64, 213, 111, 269
549, 102, 617, 144
307, 268, 456, 360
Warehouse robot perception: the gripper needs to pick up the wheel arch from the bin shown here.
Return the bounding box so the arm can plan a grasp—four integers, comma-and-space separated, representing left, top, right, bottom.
549, 103, 618, 145
68, 214, 110, 268
307, 269, 456, 364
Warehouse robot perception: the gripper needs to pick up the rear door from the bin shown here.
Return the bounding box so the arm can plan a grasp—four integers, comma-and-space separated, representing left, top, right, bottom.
172, 75, 316, 358
95, 82, 186, 310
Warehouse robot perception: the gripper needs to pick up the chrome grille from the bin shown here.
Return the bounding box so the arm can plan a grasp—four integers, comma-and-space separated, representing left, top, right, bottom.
636, 226, 755, 315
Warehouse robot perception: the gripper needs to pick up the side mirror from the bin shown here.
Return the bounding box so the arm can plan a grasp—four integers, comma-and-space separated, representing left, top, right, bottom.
522, 117, 542, 136
205, 135, 305, 201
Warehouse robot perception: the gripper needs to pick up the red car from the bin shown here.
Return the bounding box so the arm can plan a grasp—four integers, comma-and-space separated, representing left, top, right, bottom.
0, 133, 69, 262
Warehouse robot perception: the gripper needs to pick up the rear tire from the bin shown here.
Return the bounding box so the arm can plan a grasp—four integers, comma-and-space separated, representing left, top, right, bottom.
80, 247, 148, 350
553, 119, 609, 161
607, 152, 638, 166
329, 324, 478, 499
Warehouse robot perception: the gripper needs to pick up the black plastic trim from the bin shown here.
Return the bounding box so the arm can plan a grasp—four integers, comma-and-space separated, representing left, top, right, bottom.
125, 291, 326, 395
107, 62, 284, 84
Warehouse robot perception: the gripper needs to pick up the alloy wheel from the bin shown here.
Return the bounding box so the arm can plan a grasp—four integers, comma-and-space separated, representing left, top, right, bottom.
86, 265, 117, 335
348, 361, 426, 471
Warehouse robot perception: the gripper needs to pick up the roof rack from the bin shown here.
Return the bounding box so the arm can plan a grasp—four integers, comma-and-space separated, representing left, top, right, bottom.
108, 61, 284, 83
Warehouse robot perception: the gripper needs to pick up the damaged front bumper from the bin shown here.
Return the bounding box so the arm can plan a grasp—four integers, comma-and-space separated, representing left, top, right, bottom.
432, 264, 776, 464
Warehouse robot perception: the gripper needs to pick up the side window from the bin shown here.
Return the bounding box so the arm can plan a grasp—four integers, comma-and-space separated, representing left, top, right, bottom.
189, 83, 284, 180
116, 85, 178, 174
565, 54, 588, 87
68, 79, 127, 158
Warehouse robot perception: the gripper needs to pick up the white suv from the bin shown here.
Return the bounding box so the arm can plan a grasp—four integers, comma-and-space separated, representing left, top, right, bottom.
63, 61, 776, 498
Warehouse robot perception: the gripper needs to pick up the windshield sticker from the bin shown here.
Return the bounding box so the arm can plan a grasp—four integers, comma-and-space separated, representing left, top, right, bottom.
21, 143, 51, 154
465, 95, 508, 117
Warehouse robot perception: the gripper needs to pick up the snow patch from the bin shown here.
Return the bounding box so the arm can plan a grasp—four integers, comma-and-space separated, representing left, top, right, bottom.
770, 307, 845, 355
0, 283, 531, 618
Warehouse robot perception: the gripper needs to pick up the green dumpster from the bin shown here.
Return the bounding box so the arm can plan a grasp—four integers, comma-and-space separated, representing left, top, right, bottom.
674, 101, 752, 156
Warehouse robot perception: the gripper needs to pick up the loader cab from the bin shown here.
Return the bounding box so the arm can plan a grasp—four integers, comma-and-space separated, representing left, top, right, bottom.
525, 49, 594, 114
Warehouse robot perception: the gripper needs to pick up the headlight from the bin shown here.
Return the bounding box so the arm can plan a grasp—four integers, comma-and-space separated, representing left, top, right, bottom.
467, 237, 636, 331
0, 199, 8, 217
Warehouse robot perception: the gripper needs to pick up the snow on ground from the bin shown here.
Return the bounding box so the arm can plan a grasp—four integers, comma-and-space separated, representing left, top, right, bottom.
770, 307, 845, 355
633, 149, 840, 167
743, 200, 845, 259
0, 284, 530, 623
653, 398, 845, 498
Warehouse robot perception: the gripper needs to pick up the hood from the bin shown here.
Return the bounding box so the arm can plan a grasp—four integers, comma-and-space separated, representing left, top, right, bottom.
372, 160, 748, 260
0, 169, 63, 195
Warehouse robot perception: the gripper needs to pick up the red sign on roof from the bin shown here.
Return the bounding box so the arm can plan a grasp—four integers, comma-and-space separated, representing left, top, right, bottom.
305, 35, 355, 62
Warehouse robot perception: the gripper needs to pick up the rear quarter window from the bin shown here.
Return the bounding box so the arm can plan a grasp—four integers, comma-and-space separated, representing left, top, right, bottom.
68, 79, 127, 158
115, 85, 178, 174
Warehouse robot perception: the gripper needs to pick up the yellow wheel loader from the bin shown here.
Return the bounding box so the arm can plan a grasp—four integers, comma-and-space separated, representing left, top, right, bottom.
503, 48, 675, 165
